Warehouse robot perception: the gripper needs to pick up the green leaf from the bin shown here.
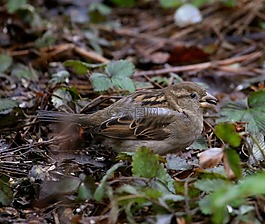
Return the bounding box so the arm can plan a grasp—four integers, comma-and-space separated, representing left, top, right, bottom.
224, 148, 242, 178
88, 2, 111, 15
51, 88, 72, 109
107, 187, 119, 224
0, 54, 12, 72
84, 29, 110, 55
124, 201, 137, 224
11, 64, 39, 81
132, 147, 168, 182
248, 90, 265, 108
88, 3, 112, 23
67, 86, 80, 101
222, 0, 236, 7
159, 0, 182, 8
142, 187, 163, 199
192, 0, 211, 7
210, 172, 265, 223
151, 76, 170, 86
218, 90, 265, 134
40, 177, 81, 198
64, 60, 105, 75
214, 123, 241, 147
78, 183, 92, 200
49, 70, 70, 84
35, 30, 56, 48
190, 137, 208, 150
105, 60, 135, 92
112, 76, 135, 92
7, 0, 27, 13
14, 4, 42, 28
159, 193, 184, 202
166, 154, 193, 170
0, 179, 13, 206
116, 184, 139, 195
95, 60, 136, 92
194, 179, 227, 193
105, 60, 135, 78
174, 181, 201, 198
109, 0, 136, 7
94, 162, 123, 201
199, 194, 213, 215
0, 98, 17, 113
90, 72, 113, 91
77, 175, 96, 201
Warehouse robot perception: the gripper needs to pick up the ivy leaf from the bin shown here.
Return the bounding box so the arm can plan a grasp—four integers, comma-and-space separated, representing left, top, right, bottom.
90, 72, 113, 91
214, 123, 241, 147
218, 90, 265, 134
0, 54, 12, 72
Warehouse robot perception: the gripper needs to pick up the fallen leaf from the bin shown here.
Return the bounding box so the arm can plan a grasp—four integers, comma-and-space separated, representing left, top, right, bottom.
199, 148, 224, 169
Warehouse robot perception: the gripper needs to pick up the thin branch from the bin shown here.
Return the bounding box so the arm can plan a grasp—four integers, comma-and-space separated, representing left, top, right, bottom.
134, 52, 262, 77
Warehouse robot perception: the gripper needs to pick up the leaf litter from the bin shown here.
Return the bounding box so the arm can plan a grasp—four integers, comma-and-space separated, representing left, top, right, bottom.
0, 0, 265, 223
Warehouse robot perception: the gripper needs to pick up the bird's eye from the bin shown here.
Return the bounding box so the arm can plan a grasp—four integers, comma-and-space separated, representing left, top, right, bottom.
190, 93, 197, 98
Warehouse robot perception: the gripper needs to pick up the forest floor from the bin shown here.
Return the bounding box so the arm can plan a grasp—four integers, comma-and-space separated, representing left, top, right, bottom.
0, 0, 265, 223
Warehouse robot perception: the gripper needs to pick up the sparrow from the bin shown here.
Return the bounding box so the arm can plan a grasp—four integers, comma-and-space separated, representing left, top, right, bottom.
38, 82, 217, 154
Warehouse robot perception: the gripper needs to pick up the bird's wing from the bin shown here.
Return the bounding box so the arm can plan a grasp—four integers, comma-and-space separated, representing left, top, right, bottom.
94, 108, 179, 140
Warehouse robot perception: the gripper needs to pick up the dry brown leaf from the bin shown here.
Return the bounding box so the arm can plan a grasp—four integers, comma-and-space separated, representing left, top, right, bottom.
198, 147, 224, 168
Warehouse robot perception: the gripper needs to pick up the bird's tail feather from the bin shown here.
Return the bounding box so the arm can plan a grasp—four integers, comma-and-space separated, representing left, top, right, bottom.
37, 110, 86, 125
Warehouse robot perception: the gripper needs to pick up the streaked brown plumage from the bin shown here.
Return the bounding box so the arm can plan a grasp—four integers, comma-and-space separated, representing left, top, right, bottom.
38, 82, 217, 154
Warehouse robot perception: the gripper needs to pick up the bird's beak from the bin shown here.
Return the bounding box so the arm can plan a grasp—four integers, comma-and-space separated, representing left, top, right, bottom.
200, 92, 217, 108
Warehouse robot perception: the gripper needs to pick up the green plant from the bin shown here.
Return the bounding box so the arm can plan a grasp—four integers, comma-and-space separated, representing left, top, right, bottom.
64, 59, 136, 92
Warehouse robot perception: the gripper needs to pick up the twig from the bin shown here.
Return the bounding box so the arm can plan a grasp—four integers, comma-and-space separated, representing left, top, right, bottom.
80, 95, 122, 113
134, 51, 262, 77
74, 46, 109, 63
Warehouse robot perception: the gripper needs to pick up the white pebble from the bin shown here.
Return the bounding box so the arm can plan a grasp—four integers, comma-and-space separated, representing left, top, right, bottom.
174, 4, 202, 27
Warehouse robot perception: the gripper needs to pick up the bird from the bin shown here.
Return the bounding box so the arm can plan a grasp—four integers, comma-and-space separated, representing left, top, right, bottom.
38, 82, 217, 154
